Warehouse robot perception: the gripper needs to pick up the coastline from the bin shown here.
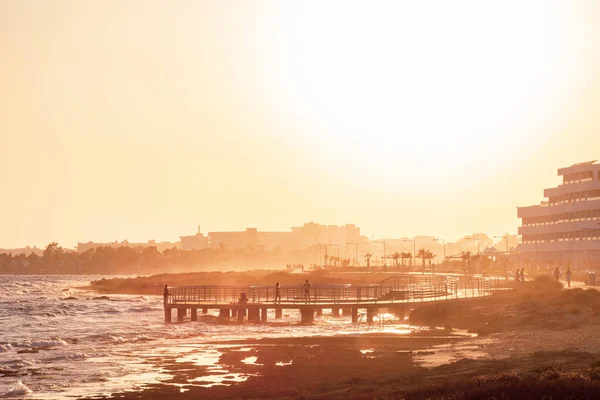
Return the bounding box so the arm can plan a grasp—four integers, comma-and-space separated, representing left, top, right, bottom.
77, 275, 600, 399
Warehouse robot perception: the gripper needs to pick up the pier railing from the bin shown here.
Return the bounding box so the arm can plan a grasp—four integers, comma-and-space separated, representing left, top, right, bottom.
166, 275, 491, 306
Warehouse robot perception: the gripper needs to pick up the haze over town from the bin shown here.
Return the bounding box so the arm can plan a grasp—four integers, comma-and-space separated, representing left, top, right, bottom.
2, 1, 600, 250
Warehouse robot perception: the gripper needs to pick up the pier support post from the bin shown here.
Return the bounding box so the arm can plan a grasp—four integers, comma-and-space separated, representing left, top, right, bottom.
248, 308, 260, 323
367, 308, 375, 325
219, 308, 230, 319
261, 308, 268, 322
231, 308, 237, 318
275, 308, 282, 319
301, 307, 315, 323
202, 307, 208, 314
342, 308, 352, 316
316, 308, 323, 316
351, 308, 358, 323
164, 307, 172, 324
177, 308, 185, 322
191, 308, 198, 322
331, 307, 340, 317
238, 308, 246, 323
183, 308, 187, 317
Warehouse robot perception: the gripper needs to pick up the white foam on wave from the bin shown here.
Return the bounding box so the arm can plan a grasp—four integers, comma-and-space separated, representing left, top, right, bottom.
0, 344, 13, 353
0, 380, 33, 397
109, 335, 125, 343
15, 338, 68, 348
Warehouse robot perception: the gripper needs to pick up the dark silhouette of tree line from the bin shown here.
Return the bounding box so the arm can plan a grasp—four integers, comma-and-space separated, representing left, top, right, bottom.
0, 242, 318, 275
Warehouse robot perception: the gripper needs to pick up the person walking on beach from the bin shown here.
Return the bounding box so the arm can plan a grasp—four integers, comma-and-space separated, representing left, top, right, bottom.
515, 269, 520, 284
566, 267, 573, 288
274, 282, 281, 304
554, 267, 561, 281
520, 268, 525, 283
163, 285, 169, 306
303, 280, 311, 303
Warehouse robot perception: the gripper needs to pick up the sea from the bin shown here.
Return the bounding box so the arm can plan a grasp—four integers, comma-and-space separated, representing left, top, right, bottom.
0, 275, 435, 399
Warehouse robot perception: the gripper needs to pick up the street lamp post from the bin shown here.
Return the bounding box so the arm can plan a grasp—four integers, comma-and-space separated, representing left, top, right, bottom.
436, 238, 446, 269
316, 243, 327, 267
346, 242, 358, 266
374, 241, 386, 267
403, 239, 416, 269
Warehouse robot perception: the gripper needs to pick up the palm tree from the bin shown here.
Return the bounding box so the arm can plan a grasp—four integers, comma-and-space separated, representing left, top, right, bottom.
416, 249, 427, 274
364, 253, 372, 271
391, 252, 401, 270
425, 250, 436, 274
405, 252, 413, 268
323, 254, 329, 266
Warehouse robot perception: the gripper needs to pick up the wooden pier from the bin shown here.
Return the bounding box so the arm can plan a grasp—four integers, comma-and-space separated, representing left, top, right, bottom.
163, 275, 492, 324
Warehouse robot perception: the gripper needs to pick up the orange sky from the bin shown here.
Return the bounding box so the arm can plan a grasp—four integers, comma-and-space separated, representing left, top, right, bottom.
1, 1, 600, 249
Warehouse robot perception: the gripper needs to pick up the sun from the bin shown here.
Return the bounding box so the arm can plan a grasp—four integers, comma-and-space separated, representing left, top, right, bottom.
259, 1, 583, 189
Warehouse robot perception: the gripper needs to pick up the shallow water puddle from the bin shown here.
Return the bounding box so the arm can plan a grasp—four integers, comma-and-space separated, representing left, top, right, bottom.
190, 372, 258, 388
176, 349, 222, 366
275, 361, 293, 367
413, 340, 491, 368
241, 356, 261, 365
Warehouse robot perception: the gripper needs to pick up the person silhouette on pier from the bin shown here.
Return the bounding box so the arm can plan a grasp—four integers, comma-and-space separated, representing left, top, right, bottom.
303, 280, 311, 303
163, 285, 169, 306
275, 282, 281, 304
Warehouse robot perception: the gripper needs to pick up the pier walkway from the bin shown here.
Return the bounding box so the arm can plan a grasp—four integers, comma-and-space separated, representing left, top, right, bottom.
164, 275, 491, 324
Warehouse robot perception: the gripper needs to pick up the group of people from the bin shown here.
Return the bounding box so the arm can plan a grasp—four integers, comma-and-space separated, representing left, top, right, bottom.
515, 267, 574, 288
273, 280, 311, 304
553, 267, 573, 287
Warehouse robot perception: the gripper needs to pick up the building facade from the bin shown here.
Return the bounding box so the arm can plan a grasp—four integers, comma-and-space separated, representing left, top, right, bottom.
517, 160, 600, 269
180, 226, 209, 251
77, 240, 178, 253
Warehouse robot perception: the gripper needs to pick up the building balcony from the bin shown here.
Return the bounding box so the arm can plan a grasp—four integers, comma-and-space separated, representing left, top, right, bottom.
518, 220, 600, 236
517, 198, 600, 218
544, 180, 600, 198
518, 239, 600, 253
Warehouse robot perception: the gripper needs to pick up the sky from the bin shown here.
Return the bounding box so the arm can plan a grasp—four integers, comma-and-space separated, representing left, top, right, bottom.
1, 0, 600, 249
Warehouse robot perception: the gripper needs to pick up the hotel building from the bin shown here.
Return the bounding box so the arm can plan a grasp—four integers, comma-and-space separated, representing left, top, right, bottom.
517, 160, 600, 268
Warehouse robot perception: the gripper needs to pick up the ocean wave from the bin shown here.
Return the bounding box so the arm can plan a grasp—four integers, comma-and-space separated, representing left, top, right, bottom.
0, 344, 12, 353
0, 359, 34, 369
109, 335, 125, 343
127, 306, 160, 313
133, 335, 152, 342
0, 380, 33, 397
14, 338, 68, 348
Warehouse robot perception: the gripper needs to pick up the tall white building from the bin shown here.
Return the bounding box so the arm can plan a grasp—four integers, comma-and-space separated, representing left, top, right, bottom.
517, 160, 600, 268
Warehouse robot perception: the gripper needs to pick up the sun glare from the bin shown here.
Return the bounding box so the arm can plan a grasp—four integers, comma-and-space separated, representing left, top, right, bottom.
261, 1, 582, 188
